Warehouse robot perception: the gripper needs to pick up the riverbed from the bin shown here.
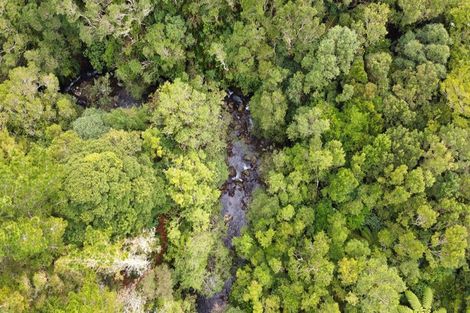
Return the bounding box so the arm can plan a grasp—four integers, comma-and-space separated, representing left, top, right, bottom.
197, 92, 264, 313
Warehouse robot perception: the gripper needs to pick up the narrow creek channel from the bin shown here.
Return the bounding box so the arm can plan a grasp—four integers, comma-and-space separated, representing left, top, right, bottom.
197, 91, 263, 313
65, 74, 263, 312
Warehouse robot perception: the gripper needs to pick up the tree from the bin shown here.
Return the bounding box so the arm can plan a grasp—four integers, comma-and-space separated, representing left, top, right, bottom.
250, 86, 288, 140
392, 62, 446, 108
151, 78, 226, 152
379, 95, 417, 128
0, 217, 66, 268
50, 273, 122, 313
270, 0, 325, 60
422, 138, 455, 177
0, 0, 81, 79
0, 65, 77, 138
397, 0, 452, 27
394, 232, 426, 261
59, 0, 153, 46
366, 52, 392, 93
267, 140, 345, 205
165, 151, 220, 216
352, 3, 390, 47
103, 107, 149, 131
338, 99, 383, 153
324, 168, 359, 203
0, 287, 27, 313
54, 130, 164, 243
0, 0, 469, 311
0, 135, 62, 219
142, 16, 194, 76
354, 258, 406, 313
338, 257, 363, 286
392, 24, 450, 108
415, 204, 438, 229
286, 106, 330, 143
438, 225, 468, 269
302, 26, 360, 94
72, 109, 110, 140
118, 15, 195, 97
71, 74, 115, 109
171, 231, 213, 292
56, 227, 158, 275
223, 21, 274, 93
441, 63, 470, 117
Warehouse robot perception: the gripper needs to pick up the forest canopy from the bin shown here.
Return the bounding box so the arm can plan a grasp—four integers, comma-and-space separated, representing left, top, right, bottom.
0, 0, 468, 312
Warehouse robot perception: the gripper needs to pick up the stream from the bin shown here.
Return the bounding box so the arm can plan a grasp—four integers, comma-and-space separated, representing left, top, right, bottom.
197, 91, 264, 313
65, 74, 263, 312
63, 71, 140, 108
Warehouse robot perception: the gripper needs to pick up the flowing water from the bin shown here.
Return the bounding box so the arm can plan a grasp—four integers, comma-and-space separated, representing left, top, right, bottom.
197, 91, 265, 313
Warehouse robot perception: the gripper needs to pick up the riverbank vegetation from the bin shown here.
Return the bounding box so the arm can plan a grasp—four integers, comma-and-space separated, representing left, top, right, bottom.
0, 0, 468, 312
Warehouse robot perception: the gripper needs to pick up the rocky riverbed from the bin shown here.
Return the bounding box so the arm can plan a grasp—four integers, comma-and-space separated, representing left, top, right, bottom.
197, 91, 267, 313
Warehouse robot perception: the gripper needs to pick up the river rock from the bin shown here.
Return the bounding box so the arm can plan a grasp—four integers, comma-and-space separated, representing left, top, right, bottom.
228, 166, 236, 177
224, 214, 233, 224
231, 94, 243, 106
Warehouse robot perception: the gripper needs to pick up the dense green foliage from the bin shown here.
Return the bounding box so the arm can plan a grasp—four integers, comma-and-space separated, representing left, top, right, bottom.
0, 0, 468, 312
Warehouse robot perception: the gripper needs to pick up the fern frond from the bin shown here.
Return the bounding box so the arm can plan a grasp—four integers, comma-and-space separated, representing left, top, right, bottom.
405, 290, 422, 311
422, 287, 433, 311
398, 305, 414, 313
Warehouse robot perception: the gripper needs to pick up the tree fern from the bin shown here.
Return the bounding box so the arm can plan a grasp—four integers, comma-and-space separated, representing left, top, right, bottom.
398, 287, 447, 313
